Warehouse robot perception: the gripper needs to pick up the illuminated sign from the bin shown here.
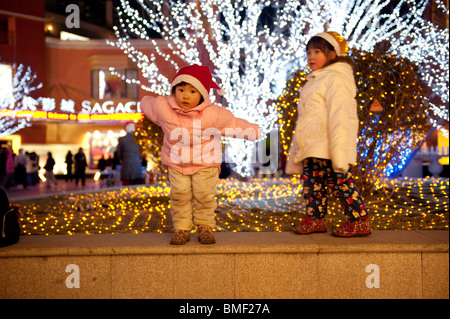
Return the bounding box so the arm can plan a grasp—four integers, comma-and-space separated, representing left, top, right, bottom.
81, 100, 140, 114
5, 96, 141, 114
1, 97, 144, 122
0, 109, 143, 122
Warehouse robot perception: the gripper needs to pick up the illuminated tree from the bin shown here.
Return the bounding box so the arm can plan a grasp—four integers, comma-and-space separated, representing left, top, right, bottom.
134, 116, 164, 171
277, 47, 430, 196
111, 0, 448, 176
0, 63, 43, 138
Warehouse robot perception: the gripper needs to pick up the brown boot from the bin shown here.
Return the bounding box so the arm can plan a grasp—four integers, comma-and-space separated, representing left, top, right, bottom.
170, 229, 190, 245
197, 225, 216, 244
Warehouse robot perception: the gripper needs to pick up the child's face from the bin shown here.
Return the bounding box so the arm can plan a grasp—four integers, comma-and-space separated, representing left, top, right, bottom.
174, 83, 203, 110
307, 47, 334, 71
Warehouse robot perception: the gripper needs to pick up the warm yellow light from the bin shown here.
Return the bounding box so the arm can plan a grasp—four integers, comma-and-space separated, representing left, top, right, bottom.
38, 169, 46, 182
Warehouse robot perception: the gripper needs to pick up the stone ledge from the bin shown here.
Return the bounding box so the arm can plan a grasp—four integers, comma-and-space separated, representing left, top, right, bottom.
0, 231, 448, 299
0, 230, 448, 257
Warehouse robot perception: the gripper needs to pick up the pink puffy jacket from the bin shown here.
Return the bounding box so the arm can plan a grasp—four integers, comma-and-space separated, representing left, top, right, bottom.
140, 94, 261, 175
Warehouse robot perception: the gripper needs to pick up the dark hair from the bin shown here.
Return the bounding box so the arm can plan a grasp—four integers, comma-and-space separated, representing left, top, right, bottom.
171, 81, 205, 105
306, 36, 354, 68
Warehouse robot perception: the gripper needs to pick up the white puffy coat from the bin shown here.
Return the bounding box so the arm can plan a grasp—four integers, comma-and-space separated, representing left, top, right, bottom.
285, 62, 358, 175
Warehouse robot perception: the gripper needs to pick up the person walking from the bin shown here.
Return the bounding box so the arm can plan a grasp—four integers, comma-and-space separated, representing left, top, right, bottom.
14, 149, 27, 189
44, 152, 58, 188
0, 147, 15, 189
74, 148, 87, 186
65, 150, 74, 182
117, 123, 143, 186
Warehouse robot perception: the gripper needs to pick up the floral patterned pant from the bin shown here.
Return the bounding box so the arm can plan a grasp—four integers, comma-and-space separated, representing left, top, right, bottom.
301, 158, 368, 221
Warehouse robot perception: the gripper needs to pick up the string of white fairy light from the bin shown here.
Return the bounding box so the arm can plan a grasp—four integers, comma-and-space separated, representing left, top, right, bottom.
109, 0, 448, 176
0, 63, 43, 138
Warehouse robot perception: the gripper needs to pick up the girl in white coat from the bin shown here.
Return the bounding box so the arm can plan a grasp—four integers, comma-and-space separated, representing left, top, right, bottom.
286, 31, 371, 237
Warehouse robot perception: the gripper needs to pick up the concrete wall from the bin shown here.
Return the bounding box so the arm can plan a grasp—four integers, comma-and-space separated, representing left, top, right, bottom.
0, 231, 448, 299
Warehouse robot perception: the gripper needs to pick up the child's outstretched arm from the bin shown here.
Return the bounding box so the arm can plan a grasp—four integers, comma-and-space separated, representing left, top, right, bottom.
140, 95, 159, 125
216, 108, 261, 141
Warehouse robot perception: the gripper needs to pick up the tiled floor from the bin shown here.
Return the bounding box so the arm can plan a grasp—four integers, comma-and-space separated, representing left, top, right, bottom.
4, 177, 102, 201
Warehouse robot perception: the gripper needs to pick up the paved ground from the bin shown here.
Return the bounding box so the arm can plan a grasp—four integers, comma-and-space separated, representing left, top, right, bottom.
4, 177, 101, 201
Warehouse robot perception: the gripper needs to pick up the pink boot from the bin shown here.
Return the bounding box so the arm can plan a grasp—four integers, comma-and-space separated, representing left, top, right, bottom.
332, 217, 371, 237
293, 217, 327, 234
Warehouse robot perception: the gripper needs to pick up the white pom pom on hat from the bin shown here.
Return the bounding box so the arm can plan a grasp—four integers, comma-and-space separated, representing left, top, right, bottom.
170, 64, 225, 101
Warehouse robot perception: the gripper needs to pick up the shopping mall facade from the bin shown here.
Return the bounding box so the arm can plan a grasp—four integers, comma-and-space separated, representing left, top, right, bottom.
0, 1, 182, 175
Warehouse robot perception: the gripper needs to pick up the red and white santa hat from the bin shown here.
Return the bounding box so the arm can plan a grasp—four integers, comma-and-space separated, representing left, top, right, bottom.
170, 64, 225, 101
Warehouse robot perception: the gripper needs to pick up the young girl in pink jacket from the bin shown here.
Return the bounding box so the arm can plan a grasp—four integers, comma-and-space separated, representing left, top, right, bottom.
140, 64, 260, 244
286, 32, 371, 237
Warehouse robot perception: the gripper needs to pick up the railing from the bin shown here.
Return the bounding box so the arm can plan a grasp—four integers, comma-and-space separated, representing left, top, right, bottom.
415, 145, 449, 177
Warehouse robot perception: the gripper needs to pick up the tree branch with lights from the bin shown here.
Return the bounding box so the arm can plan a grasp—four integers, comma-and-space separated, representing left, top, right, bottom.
110, 0, 448, 177
0, 63, 43, 138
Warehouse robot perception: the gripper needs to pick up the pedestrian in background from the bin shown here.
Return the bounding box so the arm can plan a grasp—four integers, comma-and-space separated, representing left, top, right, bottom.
26, 152, 40, 186
117, 123, 143, 186
65, 150, 74, 182
74, 147, 87, 186
14, 149, 27, 189
44, 152, 58, 188
0, 147, 15, 189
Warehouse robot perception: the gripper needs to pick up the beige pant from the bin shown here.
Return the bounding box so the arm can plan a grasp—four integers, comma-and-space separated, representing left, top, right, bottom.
168, 167, 219, 230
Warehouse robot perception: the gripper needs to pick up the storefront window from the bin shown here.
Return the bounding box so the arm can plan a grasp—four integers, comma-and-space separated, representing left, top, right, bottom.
0, 64, 13, 107
91, 68, 138, 99
89, 130, 124, 169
